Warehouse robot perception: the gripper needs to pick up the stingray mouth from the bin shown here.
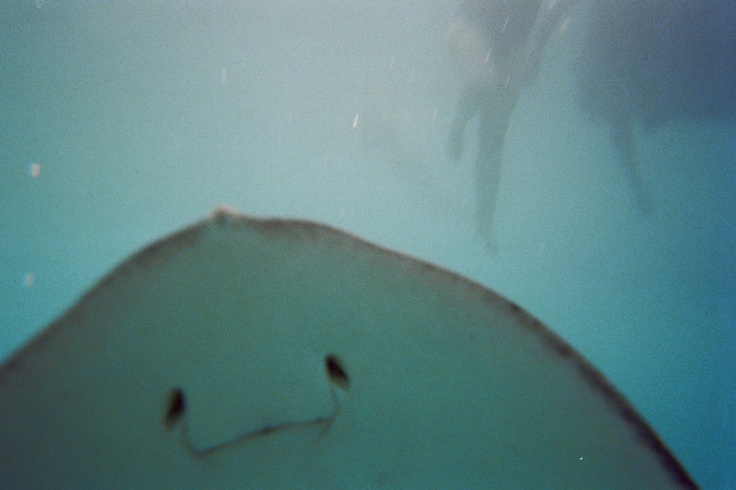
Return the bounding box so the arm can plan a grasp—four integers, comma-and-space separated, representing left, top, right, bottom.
164, 354, 350, 456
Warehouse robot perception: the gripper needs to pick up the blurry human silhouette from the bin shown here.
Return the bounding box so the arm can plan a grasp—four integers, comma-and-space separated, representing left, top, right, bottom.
446, 0, 575, 245
575, 0, 736, 211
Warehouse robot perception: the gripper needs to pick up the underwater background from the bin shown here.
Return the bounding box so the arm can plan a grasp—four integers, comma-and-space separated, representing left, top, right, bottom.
1, 1, 733, 487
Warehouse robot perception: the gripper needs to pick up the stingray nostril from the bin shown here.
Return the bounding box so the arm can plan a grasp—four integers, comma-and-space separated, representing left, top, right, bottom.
164, 388, 186, 428
325, 355, 350, 390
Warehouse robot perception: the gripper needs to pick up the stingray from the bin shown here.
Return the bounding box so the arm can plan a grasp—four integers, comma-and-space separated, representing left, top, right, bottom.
575, 0, 736, 209
0, 207, 697, 488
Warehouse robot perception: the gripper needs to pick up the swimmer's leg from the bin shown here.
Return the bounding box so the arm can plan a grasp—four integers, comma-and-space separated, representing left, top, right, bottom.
611, 119, 652, 212
474, 90, 519, 247
447, 90, 486, 161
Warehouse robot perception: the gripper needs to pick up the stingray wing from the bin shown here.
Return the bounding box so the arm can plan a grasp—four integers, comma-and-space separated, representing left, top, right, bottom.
0, 208, 696, 488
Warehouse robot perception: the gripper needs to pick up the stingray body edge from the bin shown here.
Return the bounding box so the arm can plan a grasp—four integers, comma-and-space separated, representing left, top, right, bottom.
0, 207, 697, 488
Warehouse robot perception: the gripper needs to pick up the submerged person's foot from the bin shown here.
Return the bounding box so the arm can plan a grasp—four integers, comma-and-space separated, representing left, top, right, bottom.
476, 219, 498, 255
447, 132, 464, 161
631, 183, 653, 214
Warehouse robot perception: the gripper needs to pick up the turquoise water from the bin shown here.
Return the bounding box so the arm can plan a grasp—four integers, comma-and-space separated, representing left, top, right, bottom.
1, 1, 733, 487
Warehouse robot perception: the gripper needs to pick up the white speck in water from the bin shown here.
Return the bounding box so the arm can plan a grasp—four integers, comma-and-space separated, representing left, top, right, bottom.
352, 113, 359, 129
484, 48, 492, 65
559, 16, 571, 34
29, 163, 41, 177
23, 273, 35, 288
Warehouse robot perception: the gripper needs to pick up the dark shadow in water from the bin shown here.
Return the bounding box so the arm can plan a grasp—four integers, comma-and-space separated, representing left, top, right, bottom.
575, 0, 736, 210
